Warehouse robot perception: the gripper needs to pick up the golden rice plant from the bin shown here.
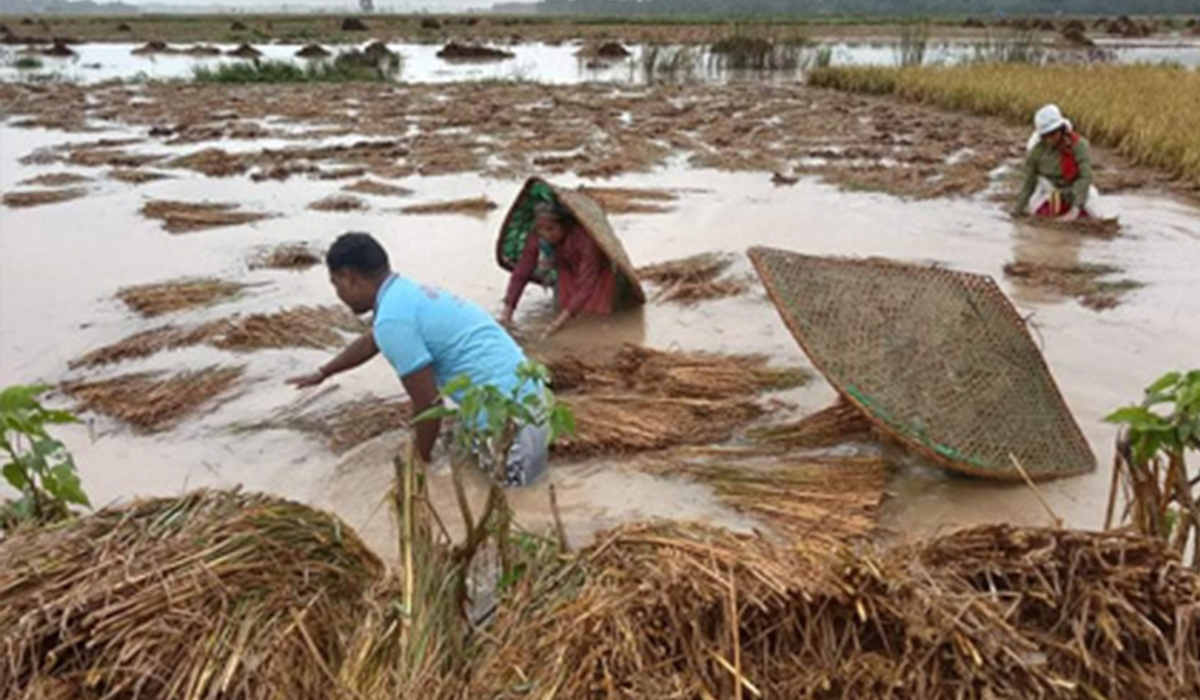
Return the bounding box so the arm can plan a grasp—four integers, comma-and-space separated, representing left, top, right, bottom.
810, 64, 1200, 187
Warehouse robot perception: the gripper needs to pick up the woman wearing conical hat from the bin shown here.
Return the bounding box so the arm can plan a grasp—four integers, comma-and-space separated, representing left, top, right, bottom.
1011, 104, 1106, 221
501, 201, 618, 339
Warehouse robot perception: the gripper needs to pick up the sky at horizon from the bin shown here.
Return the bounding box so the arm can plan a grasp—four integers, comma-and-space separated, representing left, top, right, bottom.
135, 0, 514, 7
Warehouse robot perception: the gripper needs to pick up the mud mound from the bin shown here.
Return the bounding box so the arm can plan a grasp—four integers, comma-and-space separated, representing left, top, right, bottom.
309, 194, 369, 212
116, 278, 248, 317
226, 43, 263, 59
63, 366, 244, 431
341, 17, 369, 32
436, 41, 513, 61
575, 41, 631, 60
0, 491, 381, 700
141, 200, 273, 233
131, 40, 171, 55
1004, 260, 1141, 311
2, 187, 87, 208
296, 43, 331, 58
401, 196, 497, 216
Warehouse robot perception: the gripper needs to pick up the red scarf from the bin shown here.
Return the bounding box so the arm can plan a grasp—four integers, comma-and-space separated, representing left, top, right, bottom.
1059, 131, 1080, 183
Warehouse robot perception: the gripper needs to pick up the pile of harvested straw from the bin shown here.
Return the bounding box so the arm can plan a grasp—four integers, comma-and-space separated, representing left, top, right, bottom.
749, 397, 875, 449
577, 185, 677, 214
116, 277, 247, 317
141, 199, 272, 233
248, 242, 322, 270
207, 305, 365, 351
558, 394, 764, 458
70, 306, 364, 368
253, 392, 412, 453
401, 196, 497, 216
466, 522, 1200, 700
546, 345, 808, 457
638, 252, 754, 304
63, 366, 243, 431
548, 344, 810, 399
638, 451, 889, 544
0, 490, 382, 700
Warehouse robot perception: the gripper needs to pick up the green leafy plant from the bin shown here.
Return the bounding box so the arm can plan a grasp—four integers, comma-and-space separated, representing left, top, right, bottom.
417, 360, 574, 484
1104, 370, 1200, 566
1, 384, 89, 532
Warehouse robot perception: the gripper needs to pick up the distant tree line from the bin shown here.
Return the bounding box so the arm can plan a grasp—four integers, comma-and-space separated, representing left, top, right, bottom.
509, 0, 1200, 17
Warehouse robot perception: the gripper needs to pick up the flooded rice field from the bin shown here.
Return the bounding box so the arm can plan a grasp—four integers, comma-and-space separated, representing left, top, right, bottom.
1, 73, 1198, 558
2, 37, 1199, 86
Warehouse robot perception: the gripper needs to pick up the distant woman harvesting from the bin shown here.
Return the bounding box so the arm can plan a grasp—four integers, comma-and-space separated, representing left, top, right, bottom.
1012, 104, 1105, 221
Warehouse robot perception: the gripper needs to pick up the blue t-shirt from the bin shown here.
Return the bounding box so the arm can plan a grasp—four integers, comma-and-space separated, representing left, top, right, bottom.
373, 274, 529, 402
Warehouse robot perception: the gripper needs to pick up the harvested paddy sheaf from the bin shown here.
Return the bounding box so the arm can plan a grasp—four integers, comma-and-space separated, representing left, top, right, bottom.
546, 344, 811, 399
810, 64, 1200, 190
548, 345, 809, 457
248, 242, 322, 270
107, 168, 171, 184
17, 171, 90, 187
400, 196, 498, 216
141, 199, 274, 233
2, 81, 1106, 198
1022, 214, 1123, 238
63, 365, 244, 431
115, 277, 248, 317
1004, 260, 1142, 310
251, 393, 412, 453
638, 252, 754, 303
469, 522, 1200, 700
749, 398, 876, 449
636, 452, 889, 544
168, 146, 250, 177
0, 490, 382, 700
342, 178, 414, 197
309, 193, 369, 212
2, 187, 87, 208
577, 185, 677, 214
70, 305, 364, 368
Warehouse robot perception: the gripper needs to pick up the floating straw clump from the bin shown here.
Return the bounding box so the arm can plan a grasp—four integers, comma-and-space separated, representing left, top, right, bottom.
63, 365, 244, 431
116, 277, 248, 317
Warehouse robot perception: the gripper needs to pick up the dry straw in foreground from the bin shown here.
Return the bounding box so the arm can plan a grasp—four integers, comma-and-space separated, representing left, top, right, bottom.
0, 490, 382, 700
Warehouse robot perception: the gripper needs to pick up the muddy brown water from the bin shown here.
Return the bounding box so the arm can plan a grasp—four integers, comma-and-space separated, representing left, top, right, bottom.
1, 117, 1198, 558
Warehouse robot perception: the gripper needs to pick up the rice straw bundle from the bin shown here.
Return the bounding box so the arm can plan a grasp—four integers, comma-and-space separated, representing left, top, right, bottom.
248, 243, 322, 270
748, 398, 875, 449
547, 344, 810, 399
70, 306, 365, 368
253, 393, 412, 453
63, 365, 243, 431
466, 521, 1200, 699
637, 452, 890, 544
206, 305, 365, 351
638, 253, 753, 304
556, 394, 763, 458
116, 277, 248, 317
0, 490, 383, 700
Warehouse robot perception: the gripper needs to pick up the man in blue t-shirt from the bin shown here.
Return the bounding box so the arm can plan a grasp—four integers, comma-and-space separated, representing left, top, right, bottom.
289, 232, 549, 487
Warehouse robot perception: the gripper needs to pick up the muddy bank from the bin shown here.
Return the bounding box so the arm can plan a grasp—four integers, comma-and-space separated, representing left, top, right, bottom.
0, 81, 1179, 202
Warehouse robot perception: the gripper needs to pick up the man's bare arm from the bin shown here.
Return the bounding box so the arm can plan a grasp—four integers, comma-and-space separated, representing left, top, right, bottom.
288, 331, 379, 388
401, 365, 442, 462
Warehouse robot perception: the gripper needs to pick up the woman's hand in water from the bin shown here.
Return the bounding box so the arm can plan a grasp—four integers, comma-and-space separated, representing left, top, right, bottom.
498, 305, 515, 327
540, 310, 572, 341
1060, 207, 1081, 222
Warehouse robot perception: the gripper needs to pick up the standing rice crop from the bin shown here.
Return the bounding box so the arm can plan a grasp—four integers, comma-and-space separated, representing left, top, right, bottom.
810, 64, 1200, 188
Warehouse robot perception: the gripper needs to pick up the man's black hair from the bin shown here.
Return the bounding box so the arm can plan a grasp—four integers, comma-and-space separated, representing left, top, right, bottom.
326, 232, 390, 275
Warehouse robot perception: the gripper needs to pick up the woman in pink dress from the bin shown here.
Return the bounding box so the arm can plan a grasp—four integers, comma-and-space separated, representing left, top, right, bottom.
501, 202, 618, 339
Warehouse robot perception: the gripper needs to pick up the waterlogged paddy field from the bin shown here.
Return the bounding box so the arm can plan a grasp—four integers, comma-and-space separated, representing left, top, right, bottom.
0, 74, 1198, 557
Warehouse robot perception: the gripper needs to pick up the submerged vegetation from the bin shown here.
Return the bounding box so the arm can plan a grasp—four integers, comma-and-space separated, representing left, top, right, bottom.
191, 48, 402, 84
810, 63, 1200, 188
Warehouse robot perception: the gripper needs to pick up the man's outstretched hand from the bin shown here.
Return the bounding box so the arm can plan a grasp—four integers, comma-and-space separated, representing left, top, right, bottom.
287, 371, 326, 389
